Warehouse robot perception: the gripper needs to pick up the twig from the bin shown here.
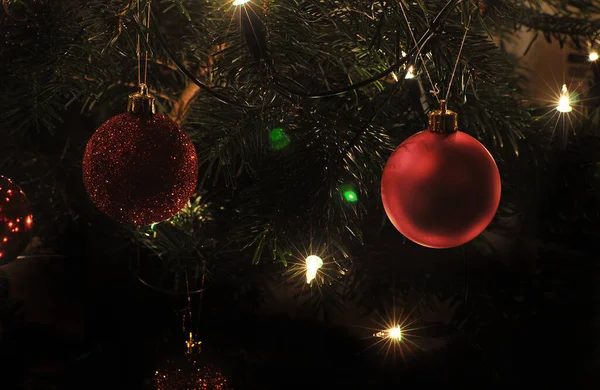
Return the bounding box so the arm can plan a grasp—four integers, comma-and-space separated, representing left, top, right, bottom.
170, 82, 201, 124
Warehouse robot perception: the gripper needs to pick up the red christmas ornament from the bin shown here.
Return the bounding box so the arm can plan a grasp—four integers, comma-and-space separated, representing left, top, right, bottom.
381, 102, 501, 248
83, 85, 198, 225
0, 175, 33, 262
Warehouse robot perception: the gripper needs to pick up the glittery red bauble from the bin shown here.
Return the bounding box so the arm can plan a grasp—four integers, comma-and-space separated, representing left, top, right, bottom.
154, 355, 232, 390
381, 129, 501, 248
0, 176, 33, 263
83, 113, 198, 225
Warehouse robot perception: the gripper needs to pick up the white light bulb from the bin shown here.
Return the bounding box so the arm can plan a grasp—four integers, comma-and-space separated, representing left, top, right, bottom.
405, 65, 415, 79
389, 325, 402, 340
305, 255, 323, 284
374, 325, 402, 341
557, 84, 573, 113
590, 51, 599, 62
233, 0, 251, 5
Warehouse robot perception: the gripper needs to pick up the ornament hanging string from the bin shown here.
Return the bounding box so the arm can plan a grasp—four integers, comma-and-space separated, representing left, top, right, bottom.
398, 0, 443, 103
184, 262, 207, 332
144, 0, 151, 85
183, 260, 207, 354
130, 236, 208, 295
445, 7, 475, 103
137, 0, 141, 86
136, 0, 152, 87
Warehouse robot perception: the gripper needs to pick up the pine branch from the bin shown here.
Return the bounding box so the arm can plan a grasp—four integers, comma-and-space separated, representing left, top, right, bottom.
516, 6, 600, 43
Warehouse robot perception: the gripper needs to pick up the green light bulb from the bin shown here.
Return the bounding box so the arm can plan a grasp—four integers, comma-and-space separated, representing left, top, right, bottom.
339, 184, 358, 203
269, 127, 290, 150
343, 190, 358, 202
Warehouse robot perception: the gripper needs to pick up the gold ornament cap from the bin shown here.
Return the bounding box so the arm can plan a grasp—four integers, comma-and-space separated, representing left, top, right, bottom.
428, 100, 458, 133
127, 83, 156, 116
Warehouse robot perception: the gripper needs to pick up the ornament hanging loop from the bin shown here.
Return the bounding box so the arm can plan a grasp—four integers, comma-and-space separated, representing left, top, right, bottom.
135, 0, 152, 89
127, 83, 156, 116
428, 100, 458, 133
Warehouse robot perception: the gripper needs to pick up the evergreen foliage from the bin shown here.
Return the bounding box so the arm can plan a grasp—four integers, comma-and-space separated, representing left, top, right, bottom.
1, 0, 598, 320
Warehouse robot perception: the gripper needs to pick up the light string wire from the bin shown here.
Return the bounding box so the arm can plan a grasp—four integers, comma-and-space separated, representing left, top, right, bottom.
343, 66, 410, 155
398, 0, 442, 103
270, 0, 461, 99
150, 7, 263, 110
445, 6, 475, 103
344, 1, 471, 153
149, 0, 461, 107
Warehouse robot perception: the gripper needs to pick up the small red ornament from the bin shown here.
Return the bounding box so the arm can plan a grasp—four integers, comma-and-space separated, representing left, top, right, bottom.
83, 85, 198, 225
0, 175, 33, 262
381, 101, 501, 248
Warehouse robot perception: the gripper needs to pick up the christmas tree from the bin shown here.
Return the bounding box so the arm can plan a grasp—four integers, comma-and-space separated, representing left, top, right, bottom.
0, 0, 598, 388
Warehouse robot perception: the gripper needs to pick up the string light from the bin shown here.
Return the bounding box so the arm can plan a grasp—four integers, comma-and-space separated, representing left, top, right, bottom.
398, 51, 416, 80
269, 127, 290, 150
233, 0, 251, 5
374, 325, 402, 341
339, 184, 358, 203
305, 255, 323, 284
343, 189, 358, 202
589, 51, 599, 62
556, 84, 573, 113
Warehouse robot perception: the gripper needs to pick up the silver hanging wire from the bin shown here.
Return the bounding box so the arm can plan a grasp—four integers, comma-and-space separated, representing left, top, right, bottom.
137, 0, 142, 86
445, 6, 475, 103
144, 0, 152, 85
183, 259, 206, 354
130, 232, 208, 295
136, 0, 152, 86
398, 0, 444, 103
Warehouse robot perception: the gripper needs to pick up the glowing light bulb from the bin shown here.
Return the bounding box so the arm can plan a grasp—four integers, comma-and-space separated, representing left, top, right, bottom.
374, 325, 402, 341
557, 84, 573, 113
339, 184, 358, 203
343, 190, 358, 202
589, 51, 599, 62
269, 127, 290, 150
389, 325, 402, 340
305, 255, 323, 284
405, 65, 415, 79
233, 0, 250, 5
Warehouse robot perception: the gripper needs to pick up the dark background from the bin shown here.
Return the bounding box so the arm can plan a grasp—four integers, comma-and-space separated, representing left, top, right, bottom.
0, 117, 598, 389
1, 1, 600, 389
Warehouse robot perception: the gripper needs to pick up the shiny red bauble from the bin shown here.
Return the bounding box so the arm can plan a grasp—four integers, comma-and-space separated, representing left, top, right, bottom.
0, 175, 33, 262
381, 129, 501, 248
83, 113, 198, 225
